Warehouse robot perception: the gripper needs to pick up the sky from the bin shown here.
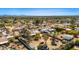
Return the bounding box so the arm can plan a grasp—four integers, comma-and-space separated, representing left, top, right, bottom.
0, 8, 79, 16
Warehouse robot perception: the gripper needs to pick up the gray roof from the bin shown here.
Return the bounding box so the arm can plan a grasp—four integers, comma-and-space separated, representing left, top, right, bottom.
63, 34, 73, 40
75, 28, 79, 31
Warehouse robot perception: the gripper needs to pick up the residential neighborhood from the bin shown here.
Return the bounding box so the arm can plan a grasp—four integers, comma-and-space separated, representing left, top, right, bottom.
0, 16, 79, 50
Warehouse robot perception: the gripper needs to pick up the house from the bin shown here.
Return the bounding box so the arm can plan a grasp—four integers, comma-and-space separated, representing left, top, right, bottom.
0, 33, 8, 44
62, 34, 73, 41
30, 29, 40, 36
54, 24, 64, 28
48, 28, 56, 32
75, 27, 79, 31
64, 28, 72, 31
75, 20, 79, 26
40, 28, 49, 33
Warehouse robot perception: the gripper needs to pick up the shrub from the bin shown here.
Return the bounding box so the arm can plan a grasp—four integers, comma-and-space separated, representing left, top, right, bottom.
55, 27, 64, 32
34, 33, 41, 41
62, 42, 74, 50
67, 30, 79, 35
75, 39, 79, 46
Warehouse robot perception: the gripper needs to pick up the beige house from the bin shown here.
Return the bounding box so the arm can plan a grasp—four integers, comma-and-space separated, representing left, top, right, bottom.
0, 33, 8, 44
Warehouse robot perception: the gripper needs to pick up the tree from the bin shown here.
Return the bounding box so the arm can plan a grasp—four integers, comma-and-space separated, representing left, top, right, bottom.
67, 30, 79, 35
75, 39, 79, 46
34, 33, 41, 41
55, 27, 64, 32
62, 42, 74, 50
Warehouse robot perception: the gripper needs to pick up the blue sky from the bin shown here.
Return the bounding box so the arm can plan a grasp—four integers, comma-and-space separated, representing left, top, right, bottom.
0, 8, 79, 16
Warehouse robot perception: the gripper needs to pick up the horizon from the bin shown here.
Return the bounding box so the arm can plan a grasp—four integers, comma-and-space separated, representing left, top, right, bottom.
0, 8, 79, 16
